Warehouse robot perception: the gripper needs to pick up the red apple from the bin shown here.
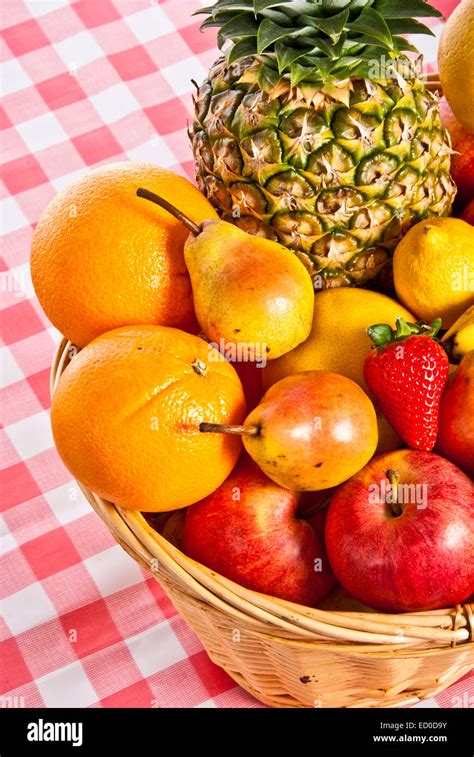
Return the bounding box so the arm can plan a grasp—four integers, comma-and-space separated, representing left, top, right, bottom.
183, 456, 336, 606
436, 352, 474, 478
462, 199, 474, 225
325, 450, 474, 613
440, 98, 474, 209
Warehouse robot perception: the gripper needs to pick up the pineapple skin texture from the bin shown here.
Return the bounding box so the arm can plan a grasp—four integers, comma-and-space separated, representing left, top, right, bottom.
191, 56, 457, 289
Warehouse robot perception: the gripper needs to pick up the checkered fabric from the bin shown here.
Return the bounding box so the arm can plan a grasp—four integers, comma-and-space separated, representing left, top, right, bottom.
1, 0, 472, 709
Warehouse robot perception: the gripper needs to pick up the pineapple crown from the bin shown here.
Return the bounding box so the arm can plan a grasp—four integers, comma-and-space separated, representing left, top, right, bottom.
195, 0, 443, 86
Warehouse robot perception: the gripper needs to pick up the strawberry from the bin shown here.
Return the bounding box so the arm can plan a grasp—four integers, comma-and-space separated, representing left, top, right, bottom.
364, 317, 449, 452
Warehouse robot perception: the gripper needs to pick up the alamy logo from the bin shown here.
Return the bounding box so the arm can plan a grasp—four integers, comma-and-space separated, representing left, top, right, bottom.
368, 479, 428, 510
27, 719, 83, 748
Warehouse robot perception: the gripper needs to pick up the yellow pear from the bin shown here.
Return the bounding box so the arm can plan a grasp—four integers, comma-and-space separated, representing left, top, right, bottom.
185, 220, 314, 361
137, 189, 314, 362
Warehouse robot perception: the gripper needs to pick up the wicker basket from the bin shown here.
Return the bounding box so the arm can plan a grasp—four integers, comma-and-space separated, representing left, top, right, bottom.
51, 336, 473, 709
49, 76, 474, 707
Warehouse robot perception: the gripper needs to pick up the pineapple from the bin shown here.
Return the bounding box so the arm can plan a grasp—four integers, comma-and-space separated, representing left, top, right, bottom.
191, 0, 456, 289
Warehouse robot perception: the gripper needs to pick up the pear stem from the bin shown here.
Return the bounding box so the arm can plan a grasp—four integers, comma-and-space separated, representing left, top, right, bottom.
386, 469, 402, 517
199, 423, 260, 437
136, 188, 201, 236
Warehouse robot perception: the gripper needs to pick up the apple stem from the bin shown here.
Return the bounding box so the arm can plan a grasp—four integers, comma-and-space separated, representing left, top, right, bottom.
199, 423, 260, 437
386, 469, 402, 517
136, 188, 202, 236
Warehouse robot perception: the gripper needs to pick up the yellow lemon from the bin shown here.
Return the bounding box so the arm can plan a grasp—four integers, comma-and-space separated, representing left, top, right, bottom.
393, 218, 474, 330
439, 0, 474, 132
262, 288, 414, 393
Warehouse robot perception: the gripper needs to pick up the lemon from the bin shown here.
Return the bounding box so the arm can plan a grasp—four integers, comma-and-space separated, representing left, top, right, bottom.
262, 288, 414, 392
393, 218, 474, 330
439, 0, 474, 132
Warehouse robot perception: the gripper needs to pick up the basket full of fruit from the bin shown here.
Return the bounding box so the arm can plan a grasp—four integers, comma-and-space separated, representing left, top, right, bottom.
33, 0, 474, 708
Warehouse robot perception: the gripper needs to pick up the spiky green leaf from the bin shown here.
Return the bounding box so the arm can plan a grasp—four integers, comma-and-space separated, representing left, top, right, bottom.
275, 41, 307, 73
257, 62, 282, 91
200, 15, 234, 30
220, 12, 259, 41
310, 57, 335, 78
226, 38, 259, 64
257, 18, 291, 51
193, 5, 214, 16
310, 36, 340, 60
304, 9, 350, 43
196, 0, 444, 83
350, 60, 376, 77
257, 18, 313, 53
386, 18, 435, 37
331, 55, 367, 74
359, 42, 393, 58
373, 0, 443, 19
392, 36, 421, 53
289, 62, 319, 88
212, 1, 255, 15
253, 0, 287, 13
259, 8, 293, 25
348, 7, 394, 48
283, 1, 326, 17
342, 39, 367, 53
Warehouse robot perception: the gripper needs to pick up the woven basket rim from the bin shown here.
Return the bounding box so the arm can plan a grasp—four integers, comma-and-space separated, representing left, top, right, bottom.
51, 338, 473, 650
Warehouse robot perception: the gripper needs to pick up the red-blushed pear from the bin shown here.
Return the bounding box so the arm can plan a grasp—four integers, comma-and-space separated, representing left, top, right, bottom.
183, 456, 336, 607
200, 371, 378, 491
436, 352, 474, 478
325, 450, 474, 613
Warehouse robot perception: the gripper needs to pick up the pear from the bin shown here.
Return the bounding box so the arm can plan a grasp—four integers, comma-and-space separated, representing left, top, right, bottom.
201, 371, 378, 491
137, 188, 314, 361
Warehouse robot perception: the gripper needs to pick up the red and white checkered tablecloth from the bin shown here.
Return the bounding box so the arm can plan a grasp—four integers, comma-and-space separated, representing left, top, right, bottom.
1, 0, 472, 710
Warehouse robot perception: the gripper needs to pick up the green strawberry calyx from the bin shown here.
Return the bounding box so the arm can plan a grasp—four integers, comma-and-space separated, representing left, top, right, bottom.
367, 316, 442, 349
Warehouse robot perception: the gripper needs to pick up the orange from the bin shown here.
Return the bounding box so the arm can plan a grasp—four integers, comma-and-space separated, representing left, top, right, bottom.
438, 0, 474, 133
51, 326, 246, 511
31, 162, 218, 347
